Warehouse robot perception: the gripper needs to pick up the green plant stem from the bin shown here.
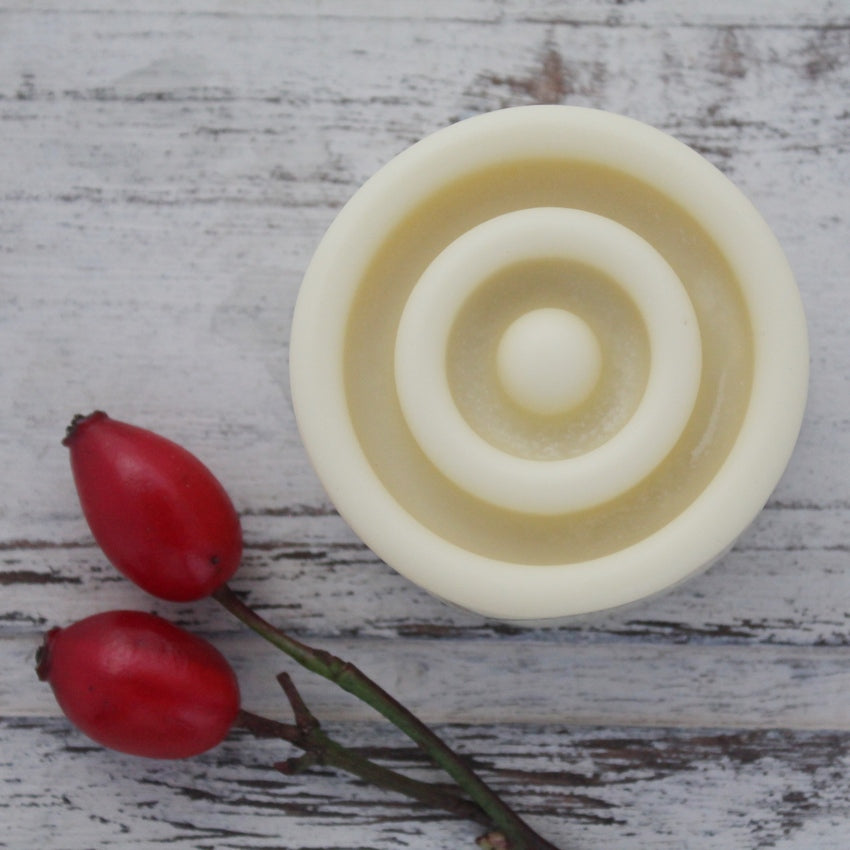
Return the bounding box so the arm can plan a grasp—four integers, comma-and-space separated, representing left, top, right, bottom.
239, 671, 490, 827
236, 706, 490, 827
213, 583, 561, 850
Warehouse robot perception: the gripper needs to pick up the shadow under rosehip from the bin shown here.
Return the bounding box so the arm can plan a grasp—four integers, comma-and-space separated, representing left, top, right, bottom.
36, 610, 241, 759
63, 411, 242, 601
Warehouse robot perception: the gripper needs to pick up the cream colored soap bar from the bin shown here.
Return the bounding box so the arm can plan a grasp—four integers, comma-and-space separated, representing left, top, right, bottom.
289, 106, 808, 622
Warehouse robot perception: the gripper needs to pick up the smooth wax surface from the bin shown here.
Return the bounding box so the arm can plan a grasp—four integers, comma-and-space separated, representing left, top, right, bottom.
291, 106, 808, 620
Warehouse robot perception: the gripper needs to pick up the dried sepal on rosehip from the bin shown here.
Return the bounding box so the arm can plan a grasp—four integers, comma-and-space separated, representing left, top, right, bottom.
63, 411, 242, 601
36, 610, 240, 759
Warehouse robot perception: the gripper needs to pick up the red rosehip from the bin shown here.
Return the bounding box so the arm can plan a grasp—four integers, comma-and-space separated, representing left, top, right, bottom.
63, 411, 242, 601
36, 610, 240, 759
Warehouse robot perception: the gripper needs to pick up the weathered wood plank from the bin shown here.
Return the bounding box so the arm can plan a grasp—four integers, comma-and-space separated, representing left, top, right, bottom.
2, 11, 848, 194
3, 503, 849, 644
1, 0, 847, 27
4, 718, 850, 850
10, 631, 850, 729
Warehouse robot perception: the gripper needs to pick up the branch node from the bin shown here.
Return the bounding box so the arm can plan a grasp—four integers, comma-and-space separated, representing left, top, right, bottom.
274, 752, 321, 776
477, 831, 511, 850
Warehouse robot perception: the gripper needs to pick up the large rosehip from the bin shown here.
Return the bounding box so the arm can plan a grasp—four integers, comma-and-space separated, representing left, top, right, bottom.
36, 610, 240, 758
63, 411, 242, 601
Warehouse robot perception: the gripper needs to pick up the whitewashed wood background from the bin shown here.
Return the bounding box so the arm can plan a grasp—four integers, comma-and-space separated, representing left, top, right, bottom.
2, 1, 849, 848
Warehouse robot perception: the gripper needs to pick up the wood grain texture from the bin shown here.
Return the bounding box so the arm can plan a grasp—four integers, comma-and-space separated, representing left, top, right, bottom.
9, 630, 850, 729
2, 0, 849, 847
4, 719, 850, 850
3, 507, 849, 645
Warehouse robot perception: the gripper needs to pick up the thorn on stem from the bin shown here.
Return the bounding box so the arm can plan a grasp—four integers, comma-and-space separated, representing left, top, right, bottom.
277, 671, 320, 732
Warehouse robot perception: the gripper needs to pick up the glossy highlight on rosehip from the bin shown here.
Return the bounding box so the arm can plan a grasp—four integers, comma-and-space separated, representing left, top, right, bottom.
36, 610, 240, 759
63, 411, 242, 601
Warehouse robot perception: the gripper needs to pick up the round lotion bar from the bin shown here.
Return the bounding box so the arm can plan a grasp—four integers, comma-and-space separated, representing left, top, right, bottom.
289, 106, 808, 622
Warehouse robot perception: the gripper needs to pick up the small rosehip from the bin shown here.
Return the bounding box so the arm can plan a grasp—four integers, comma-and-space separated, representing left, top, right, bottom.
37, 610, 240, 759
63, 411, 242, 601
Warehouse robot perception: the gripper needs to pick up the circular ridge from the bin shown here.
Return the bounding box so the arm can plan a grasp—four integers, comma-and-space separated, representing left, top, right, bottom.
394, 207, 702, 514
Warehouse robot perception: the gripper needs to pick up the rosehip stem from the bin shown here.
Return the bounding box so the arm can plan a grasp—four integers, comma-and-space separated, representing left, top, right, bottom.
237, 672, 491, 829
212, 583, 561, 850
